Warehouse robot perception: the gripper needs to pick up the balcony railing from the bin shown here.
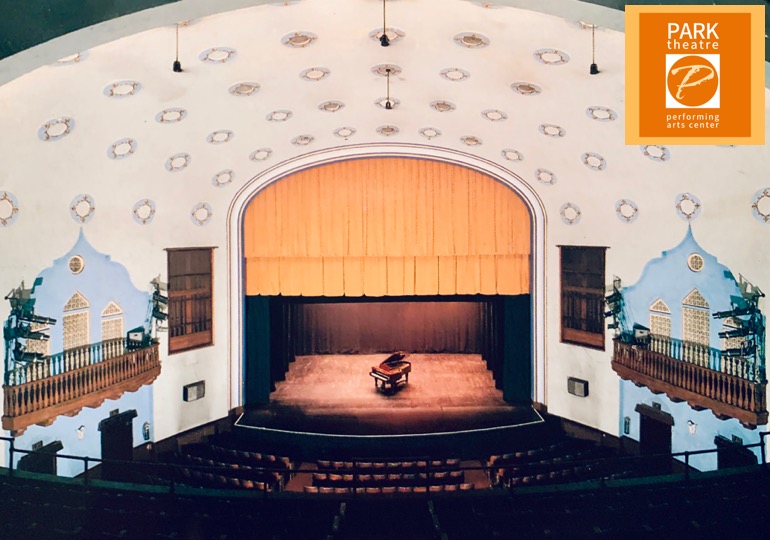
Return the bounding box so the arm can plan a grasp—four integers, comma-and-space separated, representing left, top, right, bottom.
2, 340, 160, 435
612, 338, 767, 427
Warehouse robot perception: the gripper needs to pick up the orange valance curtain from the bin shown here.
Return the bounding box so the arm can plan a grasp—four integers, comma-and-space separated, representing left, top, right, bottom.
244, 158, 530, 296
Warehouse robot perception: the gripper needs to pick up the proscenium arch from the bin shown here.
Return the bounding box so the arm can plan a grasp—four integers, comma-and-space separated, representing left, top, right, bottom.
227, 143, 547, 410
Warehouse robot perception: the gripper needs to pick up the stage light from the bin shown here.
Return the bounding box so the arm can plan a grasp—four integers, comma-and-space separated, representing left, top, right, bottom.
384, 68, 393, 110
380, 0, 390, 47
581, 22, 600, 75
172, 23, 183, 72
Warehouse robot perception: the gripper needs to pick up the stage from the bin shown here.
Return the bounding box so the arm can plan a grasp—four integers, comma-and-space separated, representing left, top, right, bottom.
234, 354, 547, 458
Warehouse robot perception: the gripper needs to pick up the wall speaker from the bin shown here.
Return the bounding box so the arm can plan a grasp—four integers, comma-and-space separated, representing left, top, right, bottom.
183, 381, 205, 402
567, 377, 589, 397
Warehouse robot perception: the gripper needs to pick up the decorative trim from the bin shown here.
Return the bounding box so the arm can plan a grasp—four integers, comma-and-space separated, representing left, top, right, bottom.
165, 153, 191, 172
64, 291, 89, 311
375, 97, 400, 110
481, 109, 507, 122
586, 106, 618, 122
501, 149, 524, 162
372, 64, 402, 77
539, 124, 566, 138
156, 108, 187, 123
132, 199, 156, 225
650, 299, 671, 314
453, 32, 490, 48
675, 192, 702, 222
102, 301, 124, 317
377, 125, 400, 137
108, 138, 137, 160
212, 169, 235, 187
207, 130, 234, 144
38, 117, 74, 141
615, 199, 639, 224
460, 136, 483, 147
56, 52, 87, 65
511, 82, 542, 96
369, 27, 405, 45
333, 127, 356, 139
533, 48, 570, 65
0, 191, 20, 227
70, 194, 95, 224
68, 256, 85, 275
641, 144, 670, 162
683, 289, 708, 308
687, 253, 705, 273
199, 47, 237, 64
191, 203, 213, 226
291, 135, 314, 146
266, 110, 293, 122
228, 82, 260, 96
430, 100, 456, 113
319, 101, 345, 112
439, 68, 470, 82
282, 31, 317, 48
535, 168, 556, 185
559, 202, 582, 225
581, 152, 607, 171
751, 188, 770, 223
249, 148, 273, 161
419, 128, 441, 140
300, 67, 330, 81
103, 80, 141, 98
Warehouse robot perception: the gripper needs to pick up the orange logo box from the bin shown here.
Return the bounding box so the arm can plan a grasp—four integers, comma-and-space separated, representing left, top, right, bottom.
626, 5, 764, 145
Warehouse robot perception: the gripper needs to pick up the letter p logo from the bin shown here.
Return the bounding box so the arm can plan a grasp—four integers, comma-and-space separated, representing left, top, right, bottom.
665, 54, 720, 108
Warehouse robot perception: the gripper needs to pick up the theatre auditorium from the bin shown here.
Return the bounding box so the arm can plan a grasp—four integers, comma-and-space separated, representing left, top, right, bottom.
1, 1, 769, 538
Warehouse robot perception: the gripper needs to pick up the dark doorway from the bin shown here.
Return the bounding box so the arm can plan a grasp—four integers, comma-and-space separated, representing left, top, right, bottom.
636, 404, 673, 474
99, 410, 137, 481
715, 435, 757, 469
17, 440, 63, 475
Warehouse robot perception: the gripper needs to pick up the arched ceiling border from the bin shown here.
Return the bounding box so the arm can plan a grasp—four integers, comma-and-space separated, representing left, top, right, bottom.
226, 142, 548, 411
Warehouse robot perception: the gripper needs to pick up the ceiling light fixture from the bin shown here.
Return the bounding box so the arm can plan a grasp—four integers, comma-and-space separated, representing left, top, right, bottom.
173, 23, 183, 72
380, 0, 389, 46
385, 68, 393, 109
582, 22, 600, 75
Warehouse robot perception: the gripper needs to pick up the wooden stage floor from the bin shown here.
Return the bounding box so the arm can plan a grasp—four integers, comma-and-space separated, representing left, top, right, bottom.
237, 354, 541, 436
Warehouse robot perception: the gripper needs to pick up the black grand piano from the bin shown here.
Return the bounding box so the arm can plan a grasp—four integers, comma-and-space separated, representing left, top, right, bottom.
370, 352, 411, 393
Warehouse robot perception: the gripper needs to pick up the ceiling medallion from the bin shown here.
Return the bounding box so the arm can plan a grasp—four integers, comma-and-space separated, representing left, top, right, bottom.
156, 108, 187, 123
190, 203, 213, 226
430, 100, 456, 113
38, 117, 75, 141
581, 152, 607, 171
300, 67, 331, 81
535, 168, 557, 185
70, 194, 95, 224
207, 130, 234, 144
453, 32, 490, 48
372, 64, 402, 77
419, 127, 442, 140
375, 97, 400, 110
103, 80, 141, 98
319, 100, 345, 112
0, 191, 20, 227
56, 52, 87, 65
333, 127, 356, 139
675, 192, 702, 222
751, 189, 770, 223
291, 135, 314, 146
267, 110, 293, 122
107, 138, 137, 160
539, 123, 566, 138
481, 109, 507, 122
132, 199, 157, 225
250, 148, 273, 161
501, 149, 524, 162
615, 199, 639, 224
228, 82, 260, 97
377, 125, 400, 137
585, 106, 618, 122
461, 136, 483, 147
641, 145, 670, 162
533, 48, 571, 65
560, 202, 582, 225
282, 31, 318, 48
511, 82, 542, 96
212, 169, 235, 187
369, 27, 405, 45
199, 47, 237, 64
440, 68, 471, 82
165, 152, 191, 172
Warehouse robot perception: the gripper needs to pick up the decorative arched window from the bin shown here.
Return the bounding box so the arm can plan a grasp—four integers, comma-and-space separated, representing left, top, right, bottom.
63, 291, 90, 351
101, 301, 124, 344
682, 289, 710, 366
649, 298, 671, 355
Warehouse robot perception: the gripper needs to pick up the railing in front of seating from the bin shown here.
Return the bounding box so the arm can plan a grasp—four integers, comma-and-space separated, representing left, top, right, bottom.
0, 432, 767, 498
613, 339, 767, 424
2, 342, 160, 430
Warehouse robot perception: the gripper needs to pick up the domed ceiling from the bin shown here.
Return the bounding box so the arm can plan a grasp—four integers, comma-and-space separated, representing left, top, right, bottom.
0, 0, 768, 283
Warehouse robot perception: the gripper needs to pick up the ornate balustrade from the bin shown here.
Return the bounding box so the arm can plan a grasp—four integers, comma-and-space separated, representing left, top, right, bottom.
612, 339, 767, 427
2, 341, 160, 435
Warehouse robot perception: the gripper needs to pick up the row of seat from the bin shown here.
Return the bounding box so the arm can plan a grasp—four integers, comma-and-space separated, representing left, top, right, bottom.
184, 443, 293, 473
180, 467, 275, 491
316, 458, 461, 474
304, 483, 475, 494
312, 470, 465, 488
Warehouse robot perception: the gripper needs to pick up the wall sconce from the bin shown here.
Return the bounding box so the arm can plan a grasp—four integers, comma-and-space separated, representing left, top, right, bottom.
142, 422, 151, 441
76, 425, 85, 440
688, 420, 697, 435
623, 416, 631, 435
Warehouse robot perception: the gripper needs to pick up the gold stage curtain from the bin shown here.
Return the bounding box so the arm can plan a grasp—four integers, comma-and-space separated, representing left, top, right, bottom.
244, 158, 530, 296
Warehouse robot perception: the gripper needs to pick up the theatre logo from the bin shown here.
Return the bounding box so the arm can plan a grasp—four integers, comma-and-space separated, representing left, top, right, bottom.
626, 5, 764, 145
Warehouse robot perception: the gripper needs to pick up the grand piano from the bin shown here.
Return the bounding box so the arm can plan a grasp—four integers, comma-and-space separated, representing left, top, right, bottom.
370, 352, 411, 393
